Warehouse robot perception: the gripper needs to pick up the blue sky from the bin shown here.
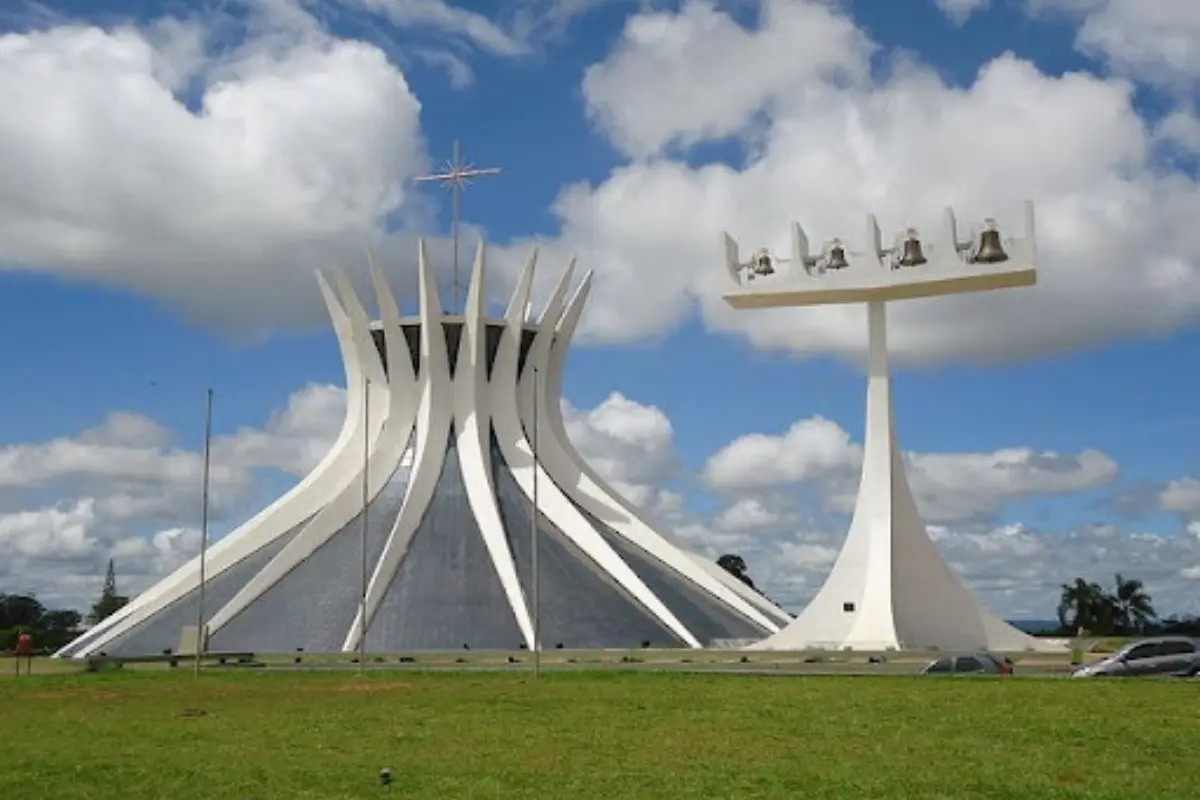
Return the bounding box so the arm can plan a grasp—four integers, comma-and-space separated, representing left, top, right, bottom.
2, 0, 1200, 619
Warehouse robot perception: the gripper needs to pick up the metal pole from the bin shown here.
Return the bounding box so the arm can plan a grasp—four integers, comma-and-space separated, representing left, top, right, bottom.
359, 377, 370, 675
450, 140, 462, 312
531, 365, 541, 679
194, 388, 213, 678
411, 140, 501, 313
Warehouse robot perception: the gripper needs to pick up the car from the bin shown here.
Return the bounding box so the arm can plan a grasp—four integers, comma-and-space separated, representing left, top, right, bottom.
1071, 636, 1200, 678
920, 651, 1014, 676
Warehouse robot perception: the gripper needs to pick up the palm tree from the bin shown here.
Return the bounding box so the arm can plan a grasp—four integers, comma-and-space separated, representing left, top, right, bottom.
1112, 574, 1155, 634
1057, 578, 1116, 635
1058, 578, 1092, 635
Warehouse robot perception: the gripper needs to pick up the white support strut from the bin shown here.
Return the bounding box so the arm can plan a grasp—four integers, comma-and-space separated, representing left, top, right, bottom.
725, 202, 1062, 652
203, 266, 401, 637
61, 238, 783, 657
492, 256, 703, 647
348, 242, 456, 646
530, 275, 785, 633
68, 270, 375, 657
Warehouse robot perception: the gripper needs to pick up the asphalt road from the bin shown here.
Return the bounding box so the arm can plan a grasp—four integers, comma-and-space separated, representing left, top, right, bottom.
248, 660, 1074, 677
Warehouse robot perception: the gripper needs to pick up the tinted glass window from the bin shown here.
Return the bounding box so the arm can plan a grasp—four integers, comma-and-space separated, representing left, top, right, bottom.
1160, 640, 1195, 656
1124, 643, 1164, 661
955, 656, 984, 672
925, 658, 952, 674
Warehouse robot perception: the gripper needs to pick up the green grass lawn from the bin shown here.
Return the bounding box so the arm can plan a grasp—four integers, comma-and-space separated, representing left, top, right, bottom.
1, 669, 1195, 799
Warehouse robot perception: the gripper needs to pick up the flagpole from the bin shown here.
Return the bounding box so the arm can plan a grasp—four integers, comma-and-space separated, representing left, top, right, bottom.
194, 388, 213, 678
359, 376, 370, 675
531, 365, 541, 679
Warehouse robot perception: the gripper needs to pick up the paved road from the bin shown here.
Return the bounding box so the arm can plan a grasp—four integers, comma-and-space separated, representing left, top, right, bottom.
245, 660, 1073, 677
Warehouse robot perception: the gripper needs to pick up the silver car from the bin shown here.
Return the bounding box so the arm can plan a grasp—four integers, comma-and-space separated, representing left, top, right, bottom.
920, 651, 1014, 676
1072, 636, 1200, 678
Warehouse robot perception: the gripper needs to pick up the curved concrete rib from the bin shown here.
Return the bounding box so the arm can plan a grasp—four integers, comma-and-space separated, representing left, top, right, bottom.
449, 242, 536, 648
545, 282, 790, 627
366, 249, 414, 390
206, 265, 392, 634
68, 270, 370, 658
347, 240, 454, 645
526, 276, 781, 634
504, 247, 538, 319
540, 283, 790, 628
493, 254, 701, 648
330, 265, 392, 420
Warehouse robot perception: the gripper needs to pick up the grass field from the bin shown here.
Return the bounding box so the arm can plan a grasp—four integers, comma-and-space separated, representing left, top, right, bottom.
2, 668, 1195, 799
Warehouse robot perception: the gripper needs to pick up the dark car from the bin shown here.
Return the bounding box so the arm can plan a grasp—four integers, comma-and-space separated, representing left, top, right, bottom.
1072, 636, 1200, 678
920, 651, 1013, 676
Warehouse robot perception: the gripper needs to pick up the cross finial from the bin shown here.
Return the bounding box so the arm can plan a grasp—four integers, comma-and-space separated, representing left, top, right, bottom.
413, 140, 503, 313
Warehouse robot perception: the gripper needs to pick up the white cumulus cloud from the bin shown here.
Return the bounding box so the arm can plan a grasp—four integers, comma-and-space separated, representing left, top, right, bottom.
562, 391, 680, 506
1160, 477, 1200, 515
1027, 0, 1200, 89
513, 0, 1200, 366
5, 1, 1200, 366
0, 9, 425, 330
702, 414, 1118, 523
0, 382, 347, 609
934, 0, 991, 26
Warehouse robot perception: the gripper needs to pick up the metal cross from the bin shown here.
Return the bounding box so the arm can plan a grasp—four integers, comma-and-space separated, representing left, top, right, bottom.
413, 140, 502, 312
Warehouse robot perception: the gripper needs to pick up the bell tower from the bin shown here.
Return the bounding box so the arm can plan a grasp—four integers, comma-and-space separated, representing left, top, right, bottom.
720, 202, 1063, 652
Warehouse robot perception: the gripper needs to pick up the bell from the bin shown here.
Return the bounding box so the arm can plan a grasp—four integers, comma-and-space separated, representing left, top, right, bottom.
973, 223, 1008, 264
897, 232, 926, 267
824, 240, 849, 270
754, 250, 775, 275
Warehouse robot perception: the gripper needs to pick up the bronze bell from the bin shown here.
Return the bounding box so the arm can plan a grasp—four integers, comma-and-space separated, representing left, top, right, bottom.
825, 240, 849, 270
897, 232, 926, 267
754, 250, 775, 275
974, 225, 1008, 264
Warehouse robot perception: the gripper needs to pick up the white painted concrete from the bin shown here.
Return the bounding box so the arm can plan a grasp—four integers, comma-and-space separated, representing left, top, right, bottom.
530, 272, 783, 633
205, 266, 398, 635
726, 204, 1063, 652
347, 242, 456, 648
446, 243, 536, 650
69, 271, 374, 657
724, 203, 1038, 308
492, 257, 702, 647
63, 238, 781, 657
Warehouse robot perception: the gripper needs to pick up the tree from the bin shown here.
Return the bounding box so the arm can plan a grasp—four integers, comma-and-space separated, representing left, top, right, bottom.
88, 559, 129, 625
1057, 578, 1115, 635
1160, 615, 1200, 636
1056, 579, 1085, 632
1057, 574, 1156, 636
1112, 573, 1155, 634
0, 593, 45, 629
0, 592, 84, 652
40, 609, 82, 635
36, 609, 83, 651
0, 593, 46, 651
716, 554, 756, 590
